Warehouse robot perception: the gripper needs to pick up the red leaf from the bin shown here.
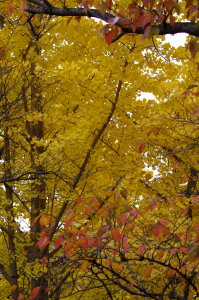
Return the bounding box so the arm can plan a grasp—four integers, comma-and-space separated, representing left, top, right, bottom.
37, 237, 49, 249
121, 212, 128, 226
193, 109, 199, 116
172, 162, 179, 168
167, 199, 175, 205
104, 259, 111, 267
18, 295, 24, 300
123, 244, 129, 252
130, 210, 138, 218
77, 197, 82, 204
171, 248, 178, 255
153, 228, 159, 238
111, 228, 121, 242
65, 209, 73, 218
75, 16, 81, 24
148, 128, 154, 137
55, 236, 63, 249
193, 195, 199, 204
116, 194, 121, 201
67, 17, 73, 25
139, 244, 145, 255
190, 40, 198, 59
30, 286, 40, 299
144, 25, 151, 38
123, 236, 128, 245
153, 128, 159, 136
186, 38, 192, 50
118, 6, 126, 17
105, 28, 118, 46
145, 266, 153, 277
139, 143, 145, 153
85, 206, 93, 215
170, 15, 175, 29
134, 141, 145, 145
192, 91, 199, 95
64, 217, 74, 229
180, 247, 187, 253
150, 198, 158, 211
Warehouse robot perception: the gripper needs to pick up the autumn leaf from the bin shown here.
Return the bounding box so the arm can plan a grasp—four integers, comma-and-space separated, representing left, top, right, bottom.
37, 236, 50, 249
30, 287, 40, 299
139, 244, 145, 255
139, 143, 145, 153
193, 195, 199, 204
171, 248, 178, 255
111, 228, 121, 242
81, 260, 89, 272
172, 162, 179, 168
145, 266, 153, 277
193, 109, 199, 116
77, 196, 82, 204
55, 236, 63, 249
10, 285, 17, 292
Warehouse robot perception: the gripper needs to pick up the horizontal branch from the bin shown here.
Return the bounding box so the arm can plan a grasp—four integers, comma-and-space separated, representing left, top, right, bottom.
25, 4, 199, 37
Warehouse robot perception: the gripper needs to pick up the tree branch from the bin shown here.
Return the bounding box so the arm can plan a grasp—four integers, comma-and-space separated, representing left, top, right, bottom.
0, 263, 11, 283
25, 4, 199, 38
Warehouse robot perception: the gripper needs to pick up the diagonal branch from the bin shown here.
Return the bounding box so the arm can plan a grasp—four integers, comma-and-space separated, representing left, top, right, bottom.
0, 263, 11, 283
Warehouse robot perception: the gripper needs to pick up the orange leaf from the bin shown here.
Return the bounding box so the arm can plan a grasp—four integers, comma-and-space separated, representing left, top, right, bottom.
10, 285, 17, 292
118, 6, 126, 17
31, 215, 41, 226
139, 143, 145, 153
18, 295, 24, 300
77, 196, 82, 204
146, 173, 151, 182
111, 228, 121, 242
129, 278, 137, 286
145, 266, 153, 277
30, 286, 40, 299
42, 256, 48, 267
104, 259, 111, 267
21, 250, 28, 258
158, 249, 164, 258
20, 0, 26, 14
81, 260, 89, 272
24, 154, 30, 164
137, 209, 144, 218
44, 215, 51, 227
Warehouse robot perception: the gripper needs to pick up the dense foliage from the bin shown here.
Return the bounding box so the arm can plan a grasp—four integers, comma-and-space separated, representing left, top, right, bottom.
1, 1, 199, 300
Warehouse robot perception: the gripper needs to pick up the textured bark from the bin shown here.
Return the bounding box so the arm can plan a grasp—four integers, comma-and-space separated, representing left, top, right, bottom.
25, 3, 199, 38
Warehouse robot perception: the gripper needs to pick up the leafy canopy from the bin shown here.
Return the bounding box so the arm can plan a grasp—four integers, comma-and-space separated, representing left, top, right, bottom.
1, 1, 199, 300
